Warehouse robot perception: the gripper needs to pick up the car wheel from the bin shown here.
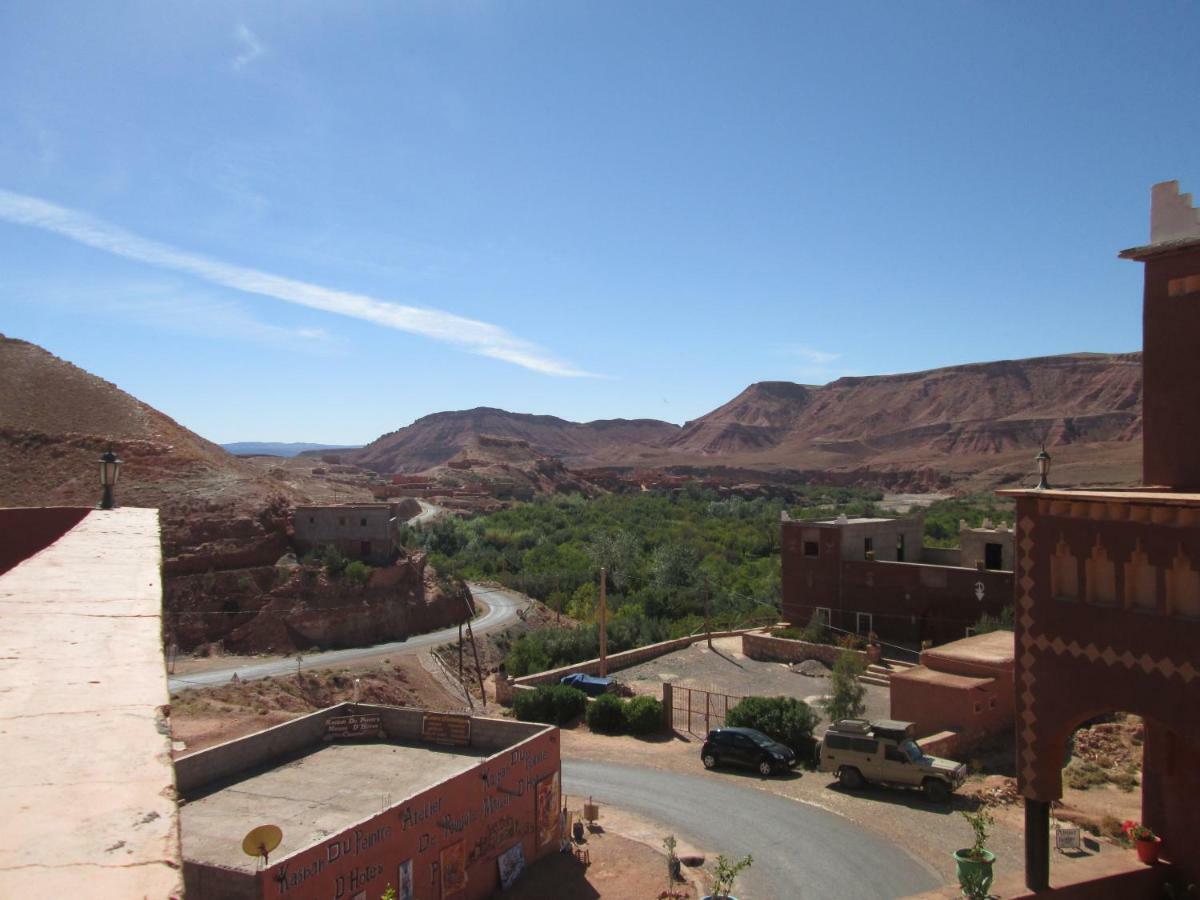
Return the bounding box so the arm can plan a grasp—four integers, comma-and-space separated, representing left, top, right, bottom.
702, 753, 718, 770
758, 758, 774, 776
923, 779, 950, 803
838, 767, 864, 789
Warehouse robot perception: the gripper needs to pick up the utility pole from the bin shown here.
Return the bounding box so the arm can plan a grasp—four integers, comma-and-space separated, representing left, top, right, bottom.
458, 622, 464, 684
599, 566, 608, 677
704, 574, 712, 649
462, 590, 486, 704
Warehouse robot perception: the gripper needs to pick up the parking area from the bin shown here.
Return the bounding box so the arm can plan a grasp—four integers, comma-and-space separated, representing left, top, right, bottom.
614, 635, 890, 733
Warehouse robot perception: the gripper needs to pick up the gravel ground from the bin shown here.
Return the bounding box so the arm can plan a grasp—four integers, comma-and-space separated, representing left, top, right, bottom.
614, 635, 891, 734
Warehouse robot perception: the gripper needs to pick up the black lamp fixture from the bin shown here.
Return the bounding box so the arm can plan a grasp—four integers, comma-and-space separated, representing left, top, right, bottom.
1035, 445, 1051, 491
99, 446, 122, 510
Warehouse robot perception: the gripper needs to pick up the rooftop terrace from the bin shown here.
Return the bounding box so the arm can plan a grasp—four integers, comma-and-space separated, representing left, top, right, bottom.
0, 507, 181, 898
182, 740, 490, 873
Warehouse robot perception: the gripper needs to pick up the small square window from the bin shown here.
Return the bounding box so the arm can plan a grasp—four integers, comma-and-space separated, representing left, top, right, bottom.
803, 541, 820, 557
360, 518, 367, 527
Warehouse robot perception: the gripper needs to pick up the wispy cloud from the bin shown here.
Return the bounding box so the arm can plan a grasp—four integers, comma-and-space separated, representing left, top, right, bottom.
232, 24, 266, 71
773, 343, 845, 383
0, 189, 594, 377
786, 345, 840, 366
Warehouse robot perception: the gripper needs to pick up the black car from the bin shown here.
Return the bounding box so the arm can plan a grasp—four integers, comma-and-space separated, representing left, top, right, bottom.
701, 727, 797, 776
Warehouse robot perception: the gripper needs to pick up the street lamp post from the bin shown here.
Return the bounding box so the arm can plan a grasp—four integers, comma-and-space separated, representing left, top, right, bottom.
1035, 446, 1051, 491
99, 447, 123, 510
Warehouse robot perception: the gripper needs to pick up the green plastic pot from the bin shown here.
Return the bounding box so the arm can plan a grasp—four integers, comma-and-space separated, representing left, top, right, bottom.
953, 848, 996, 898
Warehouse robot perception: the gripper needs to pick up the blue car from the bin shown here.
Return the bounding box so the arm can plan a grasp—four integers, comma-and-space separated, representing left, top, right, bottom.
559, 673, 614, 696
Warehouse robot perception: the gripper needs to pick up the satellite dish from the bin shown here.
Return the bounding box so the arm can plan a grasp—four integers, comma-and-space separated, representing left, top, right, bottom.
242, 824, 283, 866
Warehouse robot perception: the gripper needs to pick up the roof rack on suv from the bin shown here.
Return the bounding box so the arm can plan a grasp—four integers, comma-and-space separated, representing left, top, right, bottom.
832, 718, 872, 734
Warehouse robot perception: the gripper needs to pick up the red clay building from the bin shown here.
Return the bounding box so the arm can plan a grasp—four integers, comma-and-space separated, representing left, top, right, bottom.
1001, 181, 1200, 890
180, 704, 561, 900
890, 630, 1015, 751
781, 514, 1013, 647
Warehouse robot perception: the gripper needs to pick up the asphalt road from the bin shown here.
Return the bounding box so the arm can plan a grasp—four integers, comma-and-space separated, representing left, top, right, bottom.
561, 760, 940, 900
167, 582, 524, 692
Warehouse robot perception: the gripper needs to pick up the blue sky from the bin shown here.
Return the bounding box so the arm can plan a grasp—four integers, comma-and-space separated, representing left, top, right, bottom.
2, 2, 1197, 444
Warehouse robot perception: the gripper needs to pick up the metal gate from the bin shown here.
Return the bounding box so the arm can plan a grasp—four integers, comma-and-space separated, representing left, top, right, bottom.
668, 684, 743, 737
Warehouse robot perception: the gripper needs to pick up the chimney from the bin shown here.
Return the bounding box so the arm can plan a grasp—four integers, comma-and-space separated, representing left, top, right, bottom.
1120, 181, 1200, 490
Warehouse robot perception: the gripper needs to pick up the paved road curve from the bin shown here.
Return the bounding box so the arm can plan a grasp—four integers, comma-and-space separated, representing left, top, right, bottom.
562, 760, 940, 900
167, 582, 523, 691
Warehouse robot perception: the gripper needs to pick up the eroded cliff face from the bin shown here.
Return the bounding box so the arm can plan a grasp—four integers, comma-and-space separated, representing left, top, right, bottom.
165, 550, 469, 654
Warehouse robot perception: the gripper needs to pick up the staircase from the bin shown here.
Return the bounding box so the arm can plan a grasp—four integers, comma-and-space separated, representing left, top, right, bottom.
858, 658, 917, 689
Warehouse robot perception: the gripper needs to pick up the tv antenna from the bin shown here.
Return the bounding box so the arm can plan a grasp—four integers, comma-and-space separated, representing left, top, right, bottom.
242, 824, 283, 868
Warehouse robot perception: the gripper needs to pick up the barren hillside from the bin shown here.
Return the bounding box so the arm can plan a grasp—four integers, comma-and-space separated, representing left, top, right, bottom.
345, 352, 1143, 489
345, 407, 680, 473
0, 334, 463, 653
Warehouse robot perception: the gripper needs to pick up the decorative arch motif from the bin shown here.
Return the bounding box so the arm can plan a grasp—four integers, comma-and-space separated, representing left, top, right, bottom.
1085, 538, 1116, 607
1166, 546, 1200, 619
1124, 541, 1157, 612
1051, 535, 1078, 602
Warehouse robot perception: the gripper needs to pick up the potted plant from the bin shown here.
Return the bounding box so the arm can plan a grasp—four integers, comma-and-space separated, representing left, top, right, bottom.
866, 631, 883, 664
953, 809, 996, 898
663, 834, 681, 887
1123, 820, 1161, 864
703, 853, 752, 900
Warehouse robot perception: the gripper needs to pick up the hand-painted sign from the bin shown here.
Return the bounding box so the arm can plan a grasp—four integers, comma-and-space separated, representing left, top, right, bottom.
422, 712, 472, 746
325, 714, 383, 740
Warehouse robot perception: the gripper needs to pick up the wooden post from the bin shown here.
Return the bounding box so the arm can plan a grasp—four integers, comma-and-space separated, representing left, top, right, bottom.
458, 622, 464, 683
463, 590, 486, 705
705, 574, 712, 649
599, 567, 608, 677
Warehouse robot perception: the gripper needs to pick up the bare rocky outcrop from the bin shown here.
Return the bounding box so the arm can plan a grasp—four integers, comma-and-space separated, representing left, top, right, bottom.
168, 551, 468, 654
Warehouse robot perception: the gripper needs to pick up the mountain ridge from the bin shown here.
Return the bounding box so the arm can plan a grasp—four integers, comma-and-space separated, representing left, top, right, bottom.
340, 350, 1142, 487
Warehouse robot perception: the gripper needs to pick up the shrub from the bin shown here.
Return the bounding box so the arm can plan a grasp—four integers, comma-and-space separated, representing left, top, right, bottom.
822, 650, 867, 724
586, 693, 628, 734
513, 685, 587, 725
974, 606, 1014, 634
800, 608, 832, 645
322, 545, 349, 577
770, 626, 805, 641
344, 560, 372, 588
725, 695, 818, 757
837, 632, 866, 651
625, 695, 664, 735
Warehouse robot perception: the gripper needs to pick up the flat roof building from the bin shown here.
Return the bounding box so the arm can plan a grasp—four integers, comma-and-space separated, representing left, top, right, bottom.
781, 513, 1013, 647
178, 704, 561, 900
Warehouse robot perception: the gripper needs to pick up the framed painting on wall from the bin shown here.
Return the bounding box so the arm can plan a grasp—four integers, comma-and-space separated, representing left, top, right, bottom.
440, 841, 467, 897
397, 858, 414, 900
535, 771, 561, 851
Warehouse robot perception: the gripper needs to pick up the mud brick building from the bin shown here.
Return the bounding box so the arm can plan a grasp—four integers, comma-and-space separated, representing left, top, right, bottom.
781, 514, 1013, 646
1000, 181, 1200, 890
293, 503, 398, 564
180, 704, 561, 900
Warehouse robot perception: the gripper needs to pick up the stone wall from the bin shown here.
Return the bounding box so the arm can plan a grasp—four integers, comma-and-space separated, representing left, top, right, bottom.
506, 628, 762, 695
742, 632, 868, 666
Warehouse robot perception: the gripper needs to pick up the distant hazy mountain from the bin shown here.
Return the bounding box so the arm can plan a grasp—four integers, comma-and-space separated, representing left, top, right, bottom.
222, 442, 362, 457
